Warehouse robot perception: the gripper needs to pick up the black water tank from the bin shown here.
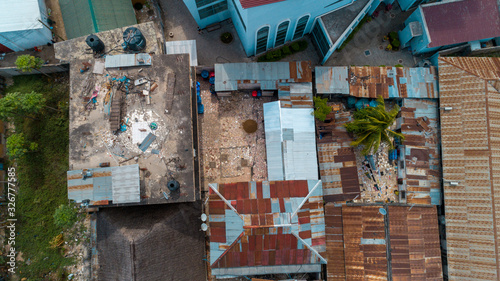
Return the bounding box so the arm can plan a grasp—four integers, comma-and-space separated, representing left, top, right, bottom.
86, 34, 105, 53
123, 27, 146, 51
167, 180, 180, 191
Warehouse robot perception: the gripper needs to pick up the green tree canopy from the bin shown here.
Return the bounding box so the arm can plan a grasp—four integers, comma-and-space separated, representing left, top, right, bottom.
53, 204, 78, 229
0, 91, 46, 121
344, 96, 404, 155
6, 133, 38, 159
313, 96, 332, 122
15, 55, 44, 73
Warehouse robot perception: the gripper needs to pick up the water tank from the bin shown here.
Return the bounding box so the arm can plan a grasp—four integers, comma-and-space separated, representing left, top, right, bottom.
123, 27, 146, 51
167, 180, 180, 191
86, 34, 105, 53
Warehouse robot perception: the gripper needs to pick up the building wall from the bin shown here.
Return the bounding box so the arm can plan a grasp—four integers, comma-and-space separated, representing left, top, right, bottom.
398, 7, 438, 55
398, 0, 429, 11
182, 0, 231, 29
184, 0, 356, 56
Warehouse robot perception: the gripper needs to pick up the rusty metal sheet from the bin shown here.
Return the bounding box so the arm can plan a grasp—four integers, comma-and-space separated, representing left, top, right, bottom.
438, 56, 500, 280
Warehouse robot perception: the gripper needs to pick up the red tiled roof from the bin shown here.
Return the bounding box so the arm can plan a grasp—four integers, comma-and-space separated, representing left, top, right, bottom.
239, 0, 285, 9
422, 0, 500, 48
208, 181, 326, 272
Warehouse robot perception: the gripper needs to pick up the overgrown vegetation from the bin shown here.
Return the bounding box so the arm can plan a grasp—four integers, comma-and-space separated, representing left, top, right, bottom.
337, 15, 370, 51
344, 96, 404, 155
4, 74, 71, 278
53, 204, 78, 229
313, 96, 332, 122
15, 55, 44, 73
257, 40, 308, 62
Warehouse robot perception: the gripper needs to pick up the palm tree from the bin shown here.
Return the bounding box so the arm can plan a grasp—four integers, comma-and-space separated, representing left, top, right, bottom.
344, 96, 404, 155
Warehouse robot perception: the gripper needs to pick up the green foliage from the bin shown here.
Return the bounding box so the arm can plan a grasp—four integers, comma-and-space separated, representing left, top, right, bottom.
282, 45, 292, 55
220, 32, 233, 44
15, 55, 43, 72
6, 133, 38, 159
395, 64, 403, 67
0, 91, 46, 121
257, 40, 308, 62
265, 49, 282, 61
313, 96, 332, 122
53, 204, 78, 229
389, 31, 398, 40
6, 74, 71, 278
344, 96, 404, 155
391, 39, 400, 48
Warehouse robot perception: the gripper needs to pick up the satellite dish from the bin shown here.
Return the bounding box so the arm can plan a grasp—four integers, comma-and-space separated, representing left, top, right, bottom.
201, 223, 208, 231
201, 213, 207, 222
379, 208, 387, 215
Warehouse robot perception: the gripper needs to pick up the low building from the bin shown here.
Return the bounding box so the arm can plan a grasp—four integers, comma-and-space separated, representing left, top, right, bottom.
398, 0, 500, 55
439, 56, 500, 280
207, 180, 326, 278
264, 101, 318, 181
0, 0, 53, 52
325, 204, 443, 280
315, 66, 438, 98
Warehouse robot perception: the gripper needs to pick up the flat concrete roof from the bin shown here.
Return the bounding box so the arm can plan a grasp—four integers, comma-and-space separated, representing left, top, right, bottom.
68, 54, 197, 205
321, 0, 370, 45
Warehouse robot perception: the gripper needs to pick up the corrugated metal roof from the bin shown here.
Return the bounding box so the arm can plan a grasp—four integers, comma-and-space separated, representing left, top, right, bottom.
438, 56, 500, 280
264, 101, 318, 181
399, 99, 441, 205
214, 61, 312, 92
324, 205, 443, 280
105, 53, 152, 68
315, 66, 350, 94
67, 164, 140, 205
278, 82, 313, 108
208, 180, 325, 277
422, 0, 500, 48
388, 206, 443, 280
0, 0, 44, 32
111, 165, 140, 204
165, 40, 198, 66
316, 105, 360, 203
59, 0, 137, 39
316, 66, 438, 98
239, 0, 285, 8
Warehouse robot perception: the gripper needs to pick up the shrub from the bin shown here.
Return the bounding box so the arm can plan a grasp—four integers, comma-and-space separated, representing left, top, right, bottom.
395, 64, 403, 67
15, 55, 43, 72
220, 32, 233, 44
389, 31, 398, 40
298, 40, 308, 51
291, 42, 300, 52
313, 96, 332, 122
265, 49, 282, 61
391, 39, 400, 48
53, 204, 77, 229
282, 45, 292, 55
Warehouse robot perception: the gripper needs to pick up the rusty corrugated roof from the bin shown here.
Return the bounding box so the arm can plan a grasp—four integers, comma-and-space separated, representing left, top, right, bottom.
388, 206, 443, 280
316, 104, 361, 203
346, 66, 438, 99
399, 99, 441, 205
208, 180, 326, 277
325, 205, 443, 280
439, 56, 500, 280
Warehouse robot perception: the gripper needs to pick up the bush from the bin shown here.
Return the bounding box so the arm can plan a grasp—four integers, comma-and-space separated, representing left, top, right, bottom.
298, 40, 308, 51
389, 31, 398, 40
313, 96, 332, 122
282, 45, 292, 55
391, 39, 400, 48
53, 204, 78, 229
291, 42, 300, 52
265, 49, 282, 61
220, 32, 233, 44
395, 64, 403, 67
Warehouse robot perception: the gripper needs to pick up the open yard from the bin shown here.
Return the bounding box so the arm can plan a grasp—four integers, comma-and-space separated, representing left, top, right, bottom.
5, 74, 73, 279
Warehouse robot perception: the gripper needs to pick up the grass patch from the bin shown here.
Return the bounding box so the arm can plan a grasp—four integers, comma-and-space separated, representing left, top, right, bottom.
337, 15, 370, 51
5, 74, 71, 279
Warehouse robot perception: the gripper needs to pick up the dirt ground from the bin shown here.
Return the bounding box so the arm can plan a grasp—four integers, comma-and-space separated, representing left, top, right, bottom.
197, 77, 274, 191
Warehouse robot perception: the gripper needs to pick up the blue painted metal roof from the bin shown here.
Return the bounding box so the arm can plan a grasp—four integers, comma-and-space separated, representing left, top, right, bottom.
67, 164, 140, 205
264, 101, 318, 181
315, 66, 350, 94
214, 61, 312, 92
